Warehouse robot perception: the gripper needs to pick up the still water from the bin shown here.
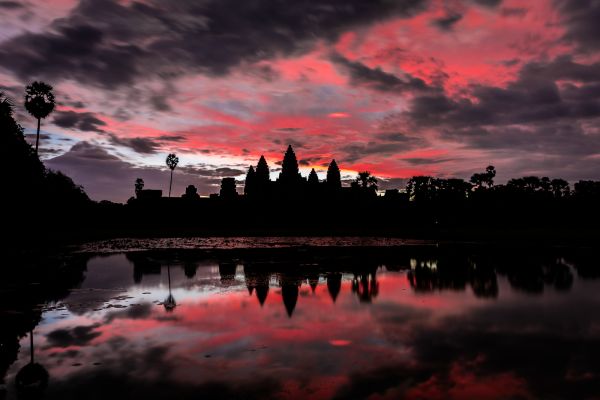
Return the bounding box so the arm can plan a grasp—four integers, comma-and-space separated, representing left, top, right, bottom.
2, 239, 599, 399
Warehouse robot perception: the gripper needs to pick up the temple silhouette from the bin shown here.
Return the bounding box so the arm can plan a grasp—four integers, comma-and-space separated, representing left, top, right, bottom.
133, 145, 380, 204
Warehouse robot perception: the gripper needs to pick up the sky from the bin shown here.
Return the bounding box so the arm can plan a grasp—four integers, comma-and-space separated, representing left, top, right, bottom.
1, 0, 599, 202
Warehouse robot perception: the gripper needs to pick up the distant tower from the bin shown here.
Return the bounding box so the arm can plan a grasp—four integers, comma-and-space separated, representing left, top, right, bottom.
308, 168, 319, 185
220, 177, 237, 199
326, 159, 341, 189
278, 145, 302, 184
255, 155, 270, 183
244, 166, 256, 196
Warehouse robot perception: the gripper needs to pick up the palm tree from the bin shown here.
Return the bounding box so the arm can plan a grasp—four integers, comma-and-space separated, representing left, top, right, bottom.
24, 82, 55, 155
163, 264, 176, 312
166, 153, 179, 197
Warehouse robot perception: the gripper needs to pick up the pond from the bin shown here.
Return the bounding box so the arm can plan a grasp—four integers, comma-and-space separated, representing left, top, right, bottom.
2, 239, 599, 399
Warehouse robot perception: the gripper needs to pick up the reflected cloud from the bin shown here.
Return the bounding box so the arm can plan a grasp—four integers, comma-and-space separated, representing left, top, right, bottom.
2, 244, 600, 399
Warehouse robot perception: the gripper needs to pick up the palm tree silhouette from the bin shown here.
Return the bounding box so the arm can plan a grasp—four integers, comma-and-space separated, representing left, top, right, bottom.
165, 153, 179, 197
15, 330, 49, 396
163, 264, 176, 312
24, 81, 55, 155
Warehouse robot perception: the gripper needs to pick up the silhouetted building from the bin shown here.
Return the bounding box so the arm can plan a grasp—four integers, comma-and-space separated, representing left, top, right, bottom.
308, 168, 319, 185
278, 145, 303, 186
219, 262, 237, 285
136, 189, 162, 200
182, 185, 200, 200
244, 166, 256, 196
256, 155, 270, 184
326, 159, 341, 189
220, 178, 238, 199
280, 274, 302, 317
327, 273, 342, 303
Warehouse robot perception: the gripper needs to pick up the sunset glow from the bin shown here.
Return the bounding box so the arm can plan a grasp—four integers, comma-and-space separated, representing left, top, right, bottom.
1, 0, 599, 201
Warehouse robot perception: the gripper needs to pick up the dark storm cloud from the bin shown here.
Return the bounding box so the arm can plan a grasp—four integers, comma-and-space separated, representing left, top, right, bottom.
472, 0, 502, 7
46, 324, 102, 348
25, 133, 51, 141
0, 0, 429, 88
400, 56, 600, 178
445, 124, 600, 156
105, 303, 153, 323
403, 157, 455, 165
53, 110, 106, 132
0, 1, 24, 9
407, 56, 600, 129
431, 13, 462, 31
554, 0, 600, 51
45, 142, 223, 201
107, 134, 160, 154
155, 135, 186, 142
106, 134, 187, 154
340, 133, 426, 163
330, 53, 431, 93
180, 165, 246, 177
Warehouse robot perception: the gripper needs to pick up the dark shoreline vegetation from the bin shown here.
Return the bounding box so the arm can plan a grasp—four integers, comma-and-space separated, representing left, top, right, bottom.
2, 87, 600, 251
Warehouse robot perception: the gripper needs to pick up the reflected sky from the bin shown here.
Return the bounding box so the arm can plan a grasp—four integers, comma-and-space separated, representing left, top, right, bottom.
3, 246, 600, 399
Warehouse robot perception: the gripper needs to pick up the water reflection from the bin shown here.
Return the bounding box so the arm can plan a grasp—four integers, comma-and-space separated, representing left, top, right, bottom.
15, 330, 48, 398
1, 244, 599, 399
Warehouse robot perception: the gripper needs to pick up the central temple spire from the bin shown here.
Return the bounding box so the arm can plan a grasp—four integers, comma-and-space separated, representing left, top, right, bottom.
279, 145, 301, 184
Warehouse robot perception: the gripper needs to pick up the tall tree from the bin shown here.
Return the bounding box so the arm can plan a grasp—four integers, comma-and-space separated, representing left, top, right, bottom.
326, 159, 341, 188
550, 178, 570, 198
166, 153, 179, 197
24, 82, 55, 155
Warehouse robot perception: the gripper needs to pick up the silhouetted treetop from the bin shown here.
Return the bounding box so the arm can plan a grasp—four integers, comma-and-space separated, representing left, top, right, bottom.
356, 171, 377, 189
24, 81, 55, 154
551, 179, 570, 198
166, 153, 179, 170
166, 153, 179, 197
470, 165, 496, 189
24, 82, 55, 120
135, 178, 144, 195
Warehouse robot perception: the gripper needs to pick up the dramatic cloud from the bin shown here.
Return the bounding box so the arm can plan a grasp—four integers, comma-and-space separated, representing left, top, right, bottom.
53, 110, 106, 132
0, 0, 428, 88
46, 142, 227, 202
1, 0, 600, 199
0, 1, 24, 9
431, 13, 463, 31
554, 0, 600, 51
46, 324, 102, 348
330, 53, 432, 93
